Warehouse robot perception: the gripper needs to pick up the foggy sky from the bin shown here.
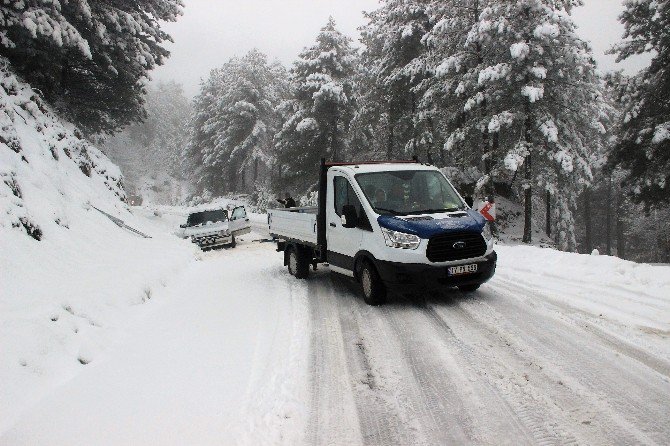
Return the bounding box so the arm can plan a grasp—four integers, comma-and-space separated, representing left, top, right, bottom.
150, 0, 652, 98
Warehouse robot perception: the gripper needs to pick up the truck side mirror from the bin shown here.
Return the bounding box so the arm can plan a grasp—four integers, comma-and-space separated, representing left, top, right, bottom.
341, 205, 358, 229
464, 196, 474, 208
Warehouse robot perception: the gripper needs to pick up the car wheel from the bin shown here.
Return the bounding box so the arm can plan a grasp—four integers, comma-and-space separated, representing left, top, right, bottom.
458, 284, 480, 293
360, 261, 386, 306
288, 246, 310, 279
287, 247, 297, 276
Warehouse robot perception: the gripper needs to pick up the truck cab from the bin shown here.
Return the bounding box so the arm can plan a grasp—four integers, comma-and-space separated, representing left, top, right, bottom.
268, 160, 496, 305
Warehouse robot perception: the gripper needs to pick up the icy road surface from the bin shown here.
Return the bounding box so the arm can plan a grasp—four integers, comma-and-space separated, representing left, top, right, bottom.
3, 229, 669, 445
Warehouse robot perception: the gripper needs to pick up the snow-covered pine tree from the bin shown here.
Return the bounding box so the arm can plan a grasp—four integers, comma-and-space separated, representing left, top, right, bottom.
351, 12, 391, 161
0, 0, 183, 135
468, 0, 606, 248
360, 0, 432, 160
421, 0, 494, 186
189, 50, 288, 195
608, 0, 669, 205
150, 82, 193, 179
188, 71, 222, 194
275, 18, 357, 192
577, 72, 624, 254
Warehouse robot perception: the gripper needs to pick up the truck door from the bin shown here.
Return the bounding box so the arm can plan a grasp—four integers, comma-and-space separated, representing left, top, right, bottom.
229, 206, 251, 236
327, 174, 369, 275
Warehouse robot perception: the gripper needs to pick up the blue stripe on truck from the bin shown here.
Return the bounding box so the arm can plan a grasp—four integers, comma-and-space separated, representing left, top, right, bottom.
377, 209, 485, 239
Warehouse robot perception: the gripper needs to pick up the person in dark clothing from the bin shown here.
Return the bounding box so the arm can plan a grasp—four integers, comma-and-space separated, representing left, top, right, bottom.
277, 192, 297, 208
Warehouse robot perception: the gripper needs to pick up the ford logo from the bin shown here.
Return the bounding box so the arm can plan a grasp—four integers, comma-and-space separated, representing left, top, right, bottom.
453, 241, 466, 249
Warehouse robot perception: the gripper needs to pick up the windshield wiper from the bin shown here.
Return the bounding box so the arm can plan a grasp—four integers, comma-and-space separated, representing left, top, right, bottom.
374, 207, 407, 216
407, 207, 463, 215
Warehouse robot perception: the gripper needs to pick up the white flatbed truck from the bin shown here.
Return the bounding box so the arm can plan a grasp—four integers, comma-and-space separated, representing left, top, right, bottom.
268, 159, 496, 305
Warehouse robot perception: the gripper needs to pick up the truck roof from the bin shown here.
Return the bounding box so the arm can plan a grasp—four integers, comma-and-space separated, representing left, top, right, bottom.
330, 162, 438, 175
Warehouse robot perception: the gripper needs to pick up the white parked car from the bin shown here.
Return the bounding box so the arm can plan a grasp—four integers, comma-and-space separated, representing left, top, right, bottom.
178, 206, 251, 249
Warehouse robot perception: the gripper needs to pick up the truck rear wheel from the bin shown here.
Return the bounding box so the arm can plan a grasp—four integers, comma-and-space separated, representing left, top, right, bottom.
360, 261, 386, 306
288, 246, 310, 279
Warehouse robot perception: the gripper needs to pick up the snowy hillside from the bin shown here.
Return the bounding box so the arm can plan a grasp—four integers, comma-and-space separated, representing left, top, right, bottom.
0, 58, 125, 236
0, 59, 199, 431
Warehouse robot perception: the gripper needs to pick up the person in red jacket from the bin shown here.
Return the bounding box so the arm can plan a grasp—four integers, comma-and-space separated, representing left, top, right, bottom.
479, 196, 498, 237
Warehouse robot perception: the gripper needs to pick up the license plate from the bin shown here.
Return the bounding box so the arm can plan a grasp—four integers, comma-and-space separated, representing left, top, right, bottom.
447, 264, 478, 276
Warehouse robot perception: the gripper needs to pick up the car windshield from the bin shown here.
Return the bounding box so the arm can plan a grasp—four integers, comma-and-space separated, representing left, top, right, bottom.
356, 170, 465, 216
186, 209, 228, 227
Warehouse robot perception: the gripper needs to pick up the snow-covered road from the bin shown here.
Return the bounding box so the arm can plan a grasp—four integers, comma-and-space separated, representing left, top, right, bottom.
3, 228, 669, 445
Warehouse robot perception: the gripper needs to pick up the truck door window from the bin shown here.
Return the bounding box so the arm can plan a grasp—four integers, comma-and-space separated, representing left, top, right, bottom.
334, 176, 371, 230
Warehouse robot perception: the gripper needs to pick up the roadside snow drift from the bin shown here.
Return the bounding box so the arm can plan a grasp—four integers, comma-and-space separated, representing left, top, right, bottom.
0, 59, 198, 433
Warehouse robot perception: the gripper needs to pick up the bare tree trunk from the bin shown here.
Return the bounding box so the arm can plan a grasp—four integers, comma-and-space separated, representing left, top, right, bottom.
616, 207, 626, 259
253, 158, 259, 184
386, 106, 394, 160
239, 169, 246, 193
584, 187, 592, 253
331, 112, 339, 162
606, 175, 612, 255
410, 91, 418, 159
545, 190, 551, 238
522, 111, 532, 244
616, 189, 625, 259
426, 118, 434, 164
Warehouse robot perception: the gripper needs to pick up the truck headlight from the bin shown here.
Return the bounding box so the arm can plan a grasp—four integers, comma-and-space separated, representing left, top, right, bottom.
482, 222, 493, 241
381, 227, 420, 249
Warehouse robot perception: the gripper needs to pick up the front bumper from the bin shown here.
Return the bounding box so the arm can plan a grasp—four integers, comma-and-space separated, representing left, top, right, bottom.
191, 233, 232, 248
375, 251, 497, 290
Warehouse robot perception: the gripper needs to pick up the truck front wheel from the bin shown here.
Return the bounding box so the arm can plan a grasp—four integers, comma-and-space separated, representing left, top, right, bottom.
360, 261, 386, 306
288, 246, 310, 279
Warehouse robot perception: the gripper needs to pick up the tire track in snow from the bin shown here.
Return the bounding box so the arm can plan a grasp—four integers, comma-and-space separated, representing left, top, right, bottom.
380, 302, 483, 444
341, 282, 532, 445
307, 273, 429, 446
305, 273, 363, 446
331, 276, 529, 445
432, 285, 668, 445
334, 292, 421, 446
303, 264, 669, 445
494, 276, 670, 378
424, 298, 588, 446
480, 281, 670, 444
380, 299, 536, 445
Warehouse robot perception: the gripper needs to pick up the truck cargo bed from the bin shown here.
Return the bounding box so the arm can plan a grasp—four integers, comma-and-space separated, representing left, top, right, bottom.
268, 207, 318, 246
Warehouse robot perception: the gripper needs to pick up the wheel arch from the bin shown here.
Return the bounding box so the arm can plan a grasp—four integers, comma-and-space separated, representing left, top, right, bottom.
353, 250, 379, 282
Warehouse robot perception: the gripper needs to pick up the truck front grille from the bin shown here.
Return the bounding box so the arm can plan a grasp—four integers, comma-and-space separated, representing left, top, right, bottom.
426, 232, 486, 262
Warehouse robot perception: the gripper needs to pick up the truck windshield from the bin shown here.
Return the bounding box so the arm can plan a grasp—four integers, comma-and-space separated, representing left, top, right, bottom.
186, 209, 228, 227
356, 170, 465, 216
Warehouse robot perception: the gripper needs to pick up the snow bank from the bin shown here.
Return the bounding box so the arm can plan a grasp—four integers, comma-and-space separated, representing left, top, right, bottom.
0, 59, 198, 433
2, 233, 311, 446
498, 245, 670, 312
496, 243, 670, 360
